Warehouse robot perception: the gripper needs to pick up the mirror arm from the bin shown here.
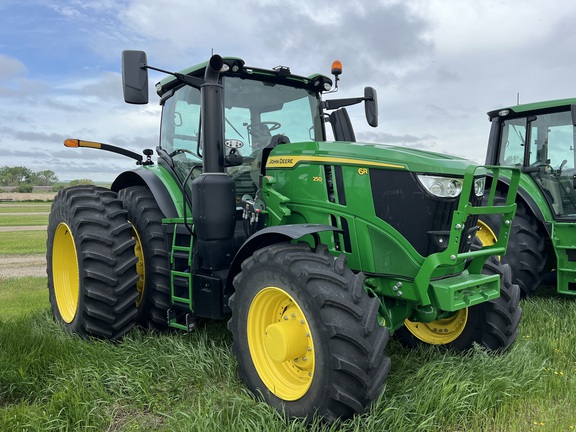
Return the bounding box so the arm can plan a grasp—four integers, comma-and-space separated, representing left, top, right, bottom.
145, 65, 205, 88
324, 96, 369, 110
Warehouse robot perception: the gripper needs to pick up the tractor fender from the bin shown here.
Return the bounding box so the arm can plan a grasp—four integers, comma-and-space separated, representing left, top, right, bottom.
226, 224, 341, 292
111, 169, 179, 218
486, 174, 550, 235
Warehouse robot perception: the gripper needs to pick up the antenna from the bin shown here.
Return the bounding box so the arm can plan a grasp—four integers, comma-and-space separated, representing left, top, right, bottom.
517, 92, 520, 105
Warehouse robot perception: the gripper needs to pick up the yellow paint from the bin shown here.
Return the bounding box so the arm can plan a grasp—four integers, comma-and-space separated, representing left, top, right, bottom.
476, 220, 498, 246
247, 286, 315, 401
52, 222, 79, 323
404, 308, 468, 345
266, 155, 405, 170
78, 140, 103, 149
130, 224, 146, 308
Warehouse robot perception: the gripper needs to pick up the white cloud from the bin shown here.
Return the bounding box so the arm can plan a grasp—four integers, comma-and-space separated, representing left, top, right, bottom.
410, 0, 576, 54
1, 0, 576, 180
0, 54, 27, 80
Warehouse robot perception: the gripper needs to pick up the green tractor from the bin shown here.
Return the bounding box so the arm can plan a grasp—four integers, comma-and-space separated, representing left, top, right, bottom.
479, 98, 576, 297
47, 51, 522, 421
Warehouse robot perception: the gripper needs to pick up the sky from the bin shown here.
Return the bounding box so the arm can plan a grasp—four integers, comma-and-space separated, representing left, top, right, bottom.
1, 0, 575, 182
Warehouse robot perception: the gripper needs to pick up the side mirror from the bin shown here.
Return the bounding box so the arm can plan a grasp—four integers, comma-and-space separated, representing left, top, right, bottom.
571, 104, 576, 127
122, 50, 149, 104
364, 87, 378, 127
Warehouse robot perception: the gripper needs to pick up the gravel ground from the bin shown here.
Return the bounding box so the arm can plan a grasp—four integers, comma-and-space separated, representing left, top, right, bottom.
0, 192, 55, 201
0, 221, 48, 277
0, 225, 47, 232
1, 194, 51, 278
0, 254, 46, 278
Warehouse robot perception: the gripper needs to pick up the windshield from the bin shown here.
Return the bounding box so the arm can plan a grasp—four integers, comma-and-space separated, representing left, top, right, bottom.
498, 110, 576, 217
160, 76, 322, 162
222, 76, 323, 154
159, 75, 323, 202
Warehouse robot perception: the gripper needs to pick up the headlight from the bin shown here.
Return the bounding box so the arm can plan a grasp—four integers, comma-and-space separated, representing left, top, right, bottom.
417, 175, 463, 198
474, 177, 486, 197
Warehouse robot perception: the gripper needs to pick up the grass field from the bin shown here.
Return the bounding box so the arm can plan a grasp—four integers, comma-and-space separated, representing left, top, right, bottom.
0, 214, 49, 226
0, 212, 575, 431
0, 204, 49, 257
0, 231, 47, 254
0, 277, 48, 319
0, 280, 575, 431
0, 203, 52, 213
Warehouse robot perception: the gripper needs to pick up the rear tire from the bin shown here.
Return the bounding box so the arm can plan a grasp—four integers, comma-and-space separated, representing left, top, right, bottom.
47, 186, 139, 339
228, 243, 391, 422
395, 256, 522, 352
479, 193, 547, 297
119, 186, 171, 330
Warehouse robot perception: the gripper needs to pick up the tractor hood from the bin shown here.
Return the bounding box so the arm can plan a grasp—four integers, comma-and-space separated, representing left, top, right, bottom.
266, 140, 483, 176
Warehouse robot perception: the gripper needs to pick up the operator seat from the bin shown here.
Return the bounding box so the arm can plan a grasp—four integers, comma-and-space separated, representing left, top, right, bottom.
250, 123, 273, 151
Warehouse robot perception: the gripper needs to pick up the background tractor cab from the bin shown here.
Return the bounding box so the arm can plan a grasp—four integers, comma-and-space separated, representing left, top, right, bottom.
481, 99, 576, 296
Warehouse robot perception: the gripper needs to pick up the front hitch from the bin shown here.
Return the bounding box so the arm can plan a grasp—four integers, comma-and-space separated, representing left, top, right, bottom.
414, 165, 521, 308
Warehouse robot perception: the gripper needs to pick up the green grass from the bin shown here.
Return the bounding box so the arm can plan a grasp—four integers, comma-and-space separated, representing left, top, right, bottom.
0, 203, 51, 226
0, 214, 48, 226
0, 278, 575, 431
0, 230, 47, 254
0, 204, 51, 213
0, 277, 48, 319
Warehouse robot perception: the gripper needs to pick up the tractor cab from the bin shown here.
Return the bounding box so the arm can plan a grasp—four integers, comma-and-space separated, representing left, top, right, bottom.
132, 55, 379, 208
489, 101, 576, 219
483, 98, 576, 297
156, 65, 328, 201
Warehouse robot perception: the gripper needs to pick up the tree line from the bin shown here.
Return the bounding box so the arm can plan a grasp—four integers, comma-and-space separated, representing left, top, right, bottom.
0, 166, 94, 193
0, 166, 58, 187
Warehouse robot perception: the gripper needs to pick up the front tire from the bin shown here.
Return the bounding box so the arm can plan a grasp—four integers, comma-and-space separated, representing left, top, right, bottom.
479, 192, 547, 297
119, 186, 171, 330
47, 186, 139, 339
228, 243, 391, 422
396, 256, 522, 352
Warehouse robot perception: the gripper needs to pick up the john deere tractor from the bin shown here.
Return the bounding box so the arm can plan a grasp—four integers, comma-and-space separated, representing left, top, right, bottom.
47, 51, 521, 421
479, 98, 576, 297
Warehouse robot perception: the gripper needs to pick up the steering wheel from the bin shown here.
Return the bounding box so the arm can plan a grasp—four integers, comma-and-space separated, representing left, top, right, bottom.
246, 121, 281, 135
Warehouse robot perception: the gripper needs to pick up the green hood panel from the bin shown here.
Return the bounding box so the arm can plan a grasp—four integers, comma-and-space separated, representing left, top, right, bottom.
267, 141, 481, 176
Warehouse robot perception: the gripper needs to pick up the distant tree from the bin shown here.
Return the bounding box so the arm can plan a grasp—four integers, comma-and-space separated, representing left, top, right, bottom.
0, 166, 33, 186
68, 179, 95, 186
15, 183, 34, 193
504, 155, 523, 165
30, 170, 59, 186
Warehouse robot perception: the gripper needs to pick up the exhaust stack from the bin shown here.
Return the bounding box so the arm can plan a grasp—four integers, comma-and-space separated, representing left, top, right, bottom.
191, 55, 237, 269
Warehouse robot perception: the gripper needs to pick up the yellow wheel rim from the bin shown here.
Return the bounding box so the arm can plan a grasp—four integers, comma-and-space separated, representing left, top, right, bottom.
404, 308, 468, 345
52, 223, 79, 323
247, 287, 315, 401
477, 220, 498, 246
130, 225, 145, 308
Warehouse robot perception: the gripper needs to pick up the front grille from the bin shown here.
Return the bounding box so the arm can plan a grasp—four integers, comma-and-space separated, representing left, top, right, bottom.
370, 169, 480, 256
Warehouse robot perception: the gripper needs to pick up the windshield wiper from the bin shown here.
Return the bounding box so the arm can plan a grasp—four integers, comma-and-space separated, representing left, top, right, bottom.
226, 117, 244, 139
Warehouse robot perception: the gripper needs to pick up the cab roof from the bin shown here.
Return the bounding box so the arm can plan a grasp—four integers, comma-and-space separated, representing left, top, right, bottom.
155, 56, 332, 97
488, 97, 576, 120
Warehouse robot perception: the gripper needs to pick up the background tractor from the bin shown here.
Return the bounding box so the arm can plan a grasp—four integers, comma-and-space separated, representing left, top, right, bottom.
479, 98, 576, 297
47, 51, 522, 421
